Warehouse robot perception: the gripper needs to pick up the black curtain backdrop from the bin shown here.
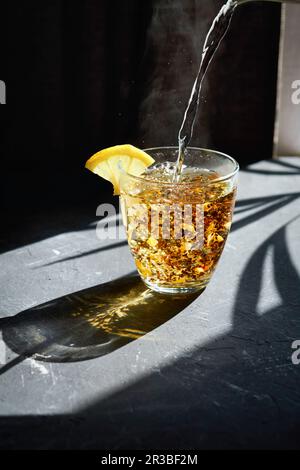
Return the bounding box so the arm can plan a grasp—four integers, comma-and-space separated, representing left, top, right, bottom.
0, 0, 281, 218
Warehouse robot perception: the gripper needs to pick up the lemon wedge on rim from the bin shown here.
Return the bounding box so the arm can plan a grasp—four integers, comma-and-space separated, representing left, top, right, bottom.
85, 144, 155, 195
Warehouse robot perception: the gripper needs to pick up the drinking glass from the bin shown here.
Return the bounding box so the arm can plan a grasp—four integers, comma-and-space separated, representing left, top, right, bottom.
120, 147, 239, 294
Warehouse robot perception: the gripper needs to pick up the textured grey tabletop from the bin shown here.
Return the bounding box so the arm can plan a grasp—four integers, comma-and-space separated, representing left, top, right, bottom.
1, 157, 300, 449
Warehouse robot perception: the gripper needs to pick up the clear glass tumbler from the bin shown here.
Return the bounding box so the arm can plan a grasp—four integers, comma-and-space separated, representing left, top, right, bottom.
120, 147, 239, 294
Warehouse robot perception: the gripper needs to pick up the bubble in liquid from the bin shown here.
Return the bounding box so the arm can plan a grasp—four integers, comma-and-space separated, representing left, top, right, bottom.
142, 161, 218, 184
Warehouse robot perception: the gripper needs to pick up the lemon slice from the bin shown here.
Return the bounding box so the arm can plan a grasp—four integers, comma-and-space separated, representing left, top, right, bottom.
85, 144, 155, 195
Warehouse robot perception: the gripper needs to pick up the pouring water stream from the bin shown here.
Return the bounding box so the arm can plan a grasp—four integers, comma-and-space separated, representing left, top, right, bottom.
174, 0, 300, 181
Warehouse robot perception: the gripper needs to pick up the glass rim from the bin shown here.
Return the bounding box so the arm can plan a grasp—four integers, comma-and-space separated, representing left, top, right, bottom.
124, 146, 239, 186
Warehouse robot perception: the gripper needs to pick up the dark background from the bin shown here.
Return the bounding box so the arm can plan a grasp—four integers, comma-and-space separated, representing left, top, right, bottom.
0, 0, 281, 247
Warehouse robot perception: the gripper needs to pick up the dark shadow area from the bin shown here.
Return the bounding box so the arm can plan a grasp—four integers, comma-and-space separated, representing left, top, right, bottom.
0, 273, 199, 367
0, 198, 117, 255
1, 1, 280, 183
1, 216, 299, 449
1, 0, 282, 255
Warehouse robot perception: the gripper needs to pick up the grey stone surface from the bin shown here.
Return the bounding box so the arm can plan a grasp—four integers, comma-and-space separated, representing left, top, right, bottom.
0, 157, 300, 449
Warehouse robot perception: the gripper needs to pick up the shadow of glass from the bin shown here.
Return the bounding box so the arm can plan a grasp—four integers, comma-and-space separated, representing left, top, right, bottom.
1, 273, 200, 364
63, 216, 299, 449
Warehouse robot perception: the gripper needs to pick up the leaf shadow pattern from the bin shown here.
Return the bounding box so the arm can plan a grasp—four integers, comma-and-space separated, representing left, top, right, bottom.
234, 193, 299, 214
232, 193, 300, 232
0, 217, 300, 448
231, 218, 300, 351
32, 192, 300, 266
1, 159, 299, 255
61, 217, 299, 450
1, 192, 300, 447
2, 191, 299, 372
243, 158, 300, 176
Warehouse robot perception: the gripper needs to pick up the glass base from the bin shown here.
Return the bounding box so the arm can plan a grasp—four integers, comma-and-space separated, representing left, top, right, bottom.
143, 279, 208, 295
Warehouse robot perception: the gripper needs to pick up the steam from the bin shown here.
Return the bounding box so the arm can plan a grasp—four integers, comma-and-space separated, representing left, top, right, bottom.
137, 0, 221, 148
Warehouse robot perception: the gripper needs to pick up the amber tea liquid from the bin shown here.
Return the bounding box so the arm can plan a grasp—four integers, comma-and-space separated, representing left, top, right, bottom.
121, 162, 236, 293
